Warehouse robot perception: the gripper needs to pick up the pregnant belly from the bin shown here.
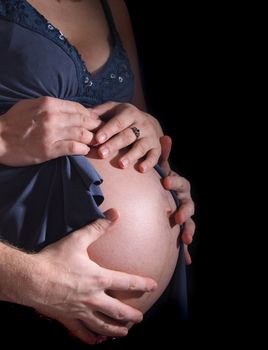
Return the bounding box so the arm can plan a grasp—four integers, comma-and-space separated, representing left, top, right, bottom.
87, 149, 180, 314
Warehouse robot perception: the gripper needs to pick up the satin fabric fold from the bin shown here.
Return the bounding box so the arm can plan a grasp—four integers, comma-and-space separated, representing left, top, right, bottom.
0, 155, 104, 251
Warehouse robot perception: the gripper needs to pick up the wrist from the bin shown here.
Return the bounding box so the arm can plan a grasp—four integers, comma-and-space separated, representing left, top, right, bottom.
0, 242, 47, 308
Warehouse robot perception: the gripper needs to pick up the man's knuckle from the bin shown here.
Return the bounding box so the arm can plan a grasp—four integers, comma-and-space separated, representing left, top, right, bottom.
122, 102, 132, 110
76, 111, 84, 126
42, 111, 56, 129
128, 279, 137, 290
74, 102, 82, 110
116, 310, 126, 320
87, 132, 93, 143
88, 108, 98, 119
73, 102, 84, 116
39, 96, 57, 114
184, 178, 191, 191
68, 141, 77, 154
93, 273, 110, 289
189, 207, 194, 217
88, 295, 100, 308
39, 96, 53, 107
79, 128, 85, 141
101, 321, 110, 331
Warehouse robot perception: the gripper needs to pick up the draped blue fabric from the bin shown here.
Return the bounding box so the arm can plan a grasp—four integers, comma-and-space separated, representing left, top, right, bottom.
0, 0, 134, 250
0, 157, 104, 250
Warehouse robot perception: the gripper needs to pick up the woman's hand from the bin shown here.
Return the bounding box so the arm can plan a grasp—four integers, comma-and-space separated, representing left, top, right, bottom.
93, 102, 163, 173
160, 136, 196, 264
34, 209, 157, 344
0, 97, 101, 166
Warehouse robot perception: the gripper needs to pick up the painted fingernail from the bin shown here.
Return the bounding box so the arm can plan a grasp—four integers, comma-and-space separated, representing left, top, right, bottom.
100, 147, 109, 157
96, 336, 108, 344
97, 132, 107, 143
140, 164, 146, 173
120, 158, 129, 168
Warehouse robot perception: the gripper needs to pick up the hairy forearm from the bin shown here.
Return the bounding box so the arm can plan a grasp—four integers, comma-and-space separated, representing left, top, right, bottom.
0, 241, 44, 307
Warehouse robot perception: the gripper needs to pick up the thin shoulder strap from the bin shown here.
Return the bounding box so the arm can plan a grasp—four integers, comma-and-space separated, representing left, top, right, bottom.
100, 0, 118, 41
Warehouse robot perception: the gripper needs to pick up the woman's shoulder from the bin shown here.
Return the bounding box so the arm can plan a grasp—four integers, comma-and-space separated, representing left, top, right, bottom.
107, 0, 131, 33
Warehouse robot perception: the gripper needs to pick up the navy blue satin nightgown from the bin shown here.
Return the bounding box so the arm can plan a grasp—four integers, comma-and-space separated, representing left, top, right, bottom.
0, 0, 187, 322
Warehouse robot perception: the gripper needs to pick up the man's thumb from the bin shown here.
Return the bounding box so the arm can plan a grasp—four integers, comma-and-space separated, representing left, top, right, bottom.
83, 208, 119, 246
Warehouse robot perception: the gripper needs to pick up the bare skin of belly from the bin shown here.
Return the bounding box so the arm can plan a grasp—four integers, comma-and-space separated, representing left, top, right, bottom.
87, 148, 180, 315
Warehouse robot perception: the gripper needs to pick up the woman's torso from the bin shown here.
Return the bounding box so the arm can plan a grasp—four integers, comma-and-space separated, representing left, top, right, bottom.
0, 0, 181, 314
87, 149, 180, 314
0, 0, 134, 109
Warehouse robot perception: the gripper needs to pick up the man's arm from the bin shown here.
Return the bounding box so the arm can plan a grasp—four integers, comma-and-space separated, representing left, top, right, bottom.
0, 210, 157, 344
0, 241, 45, 306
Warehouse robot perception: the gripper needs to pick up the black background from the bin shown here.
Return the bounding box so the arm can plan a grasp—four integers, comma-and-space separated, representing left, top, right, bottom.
0, 2, 240, 347
125, 1, 231, 321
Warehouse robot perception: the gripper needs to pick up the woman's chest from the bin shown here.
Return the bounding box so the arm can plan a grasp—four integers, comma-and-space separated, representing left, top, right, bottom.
0, 0, 134, 105
27, 0, 112, 74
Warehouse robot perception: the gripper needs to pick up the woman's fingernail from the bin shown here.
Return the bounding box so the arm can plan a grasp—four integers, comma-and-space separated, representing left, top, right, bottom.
96, 336, 108, 344
100, 147, 109, 157
97, 132, 107, 143
140, 164, 147, 173
120, 158, 129, 168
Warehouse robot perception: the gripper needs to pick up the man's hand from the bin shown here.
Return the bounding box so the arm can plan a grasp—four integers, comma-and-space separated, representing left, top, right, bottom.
0, 97, 101, 166
34, 209, 157, 344
160, 136, 196, 264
